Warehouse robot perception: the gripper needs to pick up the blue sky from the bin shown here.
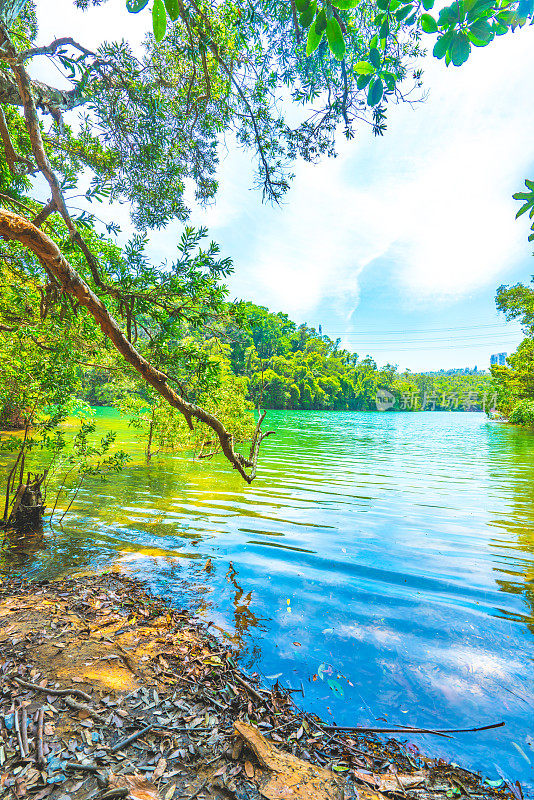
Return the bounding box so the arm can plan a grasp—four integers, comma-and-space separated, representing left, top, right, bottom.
37, 1, 533, 371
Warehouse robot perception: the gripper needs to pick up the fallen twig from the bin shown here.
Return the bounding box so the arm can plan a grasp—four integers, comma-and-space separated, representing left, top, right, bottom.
14, 705, 26, 758
233, 673, 264, 703
322, 721, 505, 737
65, 761, 100, 773
97, 790, 129, 800
64, 695, 105, 722
35, 707, 44, 768
12, 675, 92, 701
20, 705, 29, 757
110, 723, 154, 753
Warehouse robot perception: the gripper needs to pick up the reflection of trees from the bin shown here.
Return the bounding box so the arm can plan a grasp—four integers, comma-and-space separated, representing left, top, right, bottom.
225, 562, 263, 640
0, 525, 44, 572
488, 426, 534, 636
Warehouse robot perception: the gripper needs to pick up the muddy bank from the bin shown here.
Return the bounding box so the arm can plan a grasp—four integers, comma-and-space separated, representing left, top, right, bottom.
0, 574, 513, 800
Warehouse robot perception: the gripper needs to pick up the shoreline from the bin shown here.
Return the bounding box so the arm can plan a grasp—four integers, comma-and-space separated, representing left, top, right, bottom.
0, 573, 513, 800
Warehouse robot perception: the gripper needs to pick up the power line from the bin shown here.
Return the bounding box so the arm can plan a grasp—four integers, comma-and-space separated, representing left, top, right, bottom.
355, 342, 518, 352
334, 331, 520, 342
325, 324, 522, 336
334, 335, 521, 346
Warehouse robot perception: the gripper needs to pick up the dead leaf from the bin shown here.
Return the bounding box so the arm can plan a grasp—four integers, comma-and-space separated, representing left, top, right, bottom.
355, 790, 388, 800
354, 770, 427, 793
153, 758, 167, 781
213, 765, 227, 777
235, 720, 343, 800
231, 738, 243, 760
245, 760, 255, 779
110, 774, 161, 800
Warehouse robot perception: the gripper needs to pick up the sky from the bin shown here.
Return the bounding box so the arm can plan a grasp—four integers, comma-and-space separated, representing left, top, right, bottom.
35, 0, 534, 371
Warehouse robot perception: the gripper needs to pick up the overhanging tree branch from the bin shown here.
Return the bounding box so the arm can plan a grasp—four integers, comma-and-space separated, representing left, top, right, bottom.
0, 208, 272, 482
0, 70, 82, 112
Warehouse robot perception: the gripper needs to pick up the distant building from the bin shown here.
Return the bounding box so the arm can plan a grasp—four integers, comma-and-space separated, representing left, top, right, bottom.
490, 352, 507, 366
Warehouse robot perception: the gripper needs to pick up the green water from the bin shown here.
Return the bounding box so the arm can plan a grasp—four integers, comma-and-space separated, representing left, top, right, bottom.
2, 408, 534, 791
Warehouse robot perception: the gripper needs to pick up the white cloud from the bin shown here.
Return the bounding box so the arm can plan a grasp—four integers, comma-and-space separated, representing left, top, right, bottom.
190, 28, 534, 317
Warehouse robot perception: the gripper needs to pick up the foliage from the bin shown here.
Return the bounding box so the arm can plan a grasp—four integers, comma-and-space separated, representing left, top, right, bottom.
129, 0, 534, 116
118, 339, 256, 459
513, 179, 534, 246
0, 404, 128, 529
222, 303, 494, 411
508, 397, 534, 425
492, 275, 534, 419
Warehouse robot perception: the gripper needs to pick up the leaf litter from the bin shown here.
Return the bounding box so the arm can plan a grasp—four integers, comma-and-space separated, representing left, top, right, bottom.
0, 573, 517, 800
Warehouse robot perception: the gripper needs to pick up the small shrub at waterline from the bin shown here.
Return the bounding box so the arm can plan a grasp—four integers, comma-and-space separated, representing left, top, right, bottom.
509, 399, 534, 426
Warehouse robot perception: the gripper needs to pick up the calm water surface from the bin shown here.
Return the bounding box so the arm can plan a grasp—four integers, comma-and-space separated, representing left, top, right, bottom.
2, 409, 534, 792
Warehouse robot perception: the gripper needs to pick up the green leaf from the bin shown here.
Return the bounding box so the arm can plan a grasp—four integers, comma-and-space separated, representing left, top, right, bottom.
332, 765, 349, 772
492, 20, 508, 35
422, 0, 434, 8
357, 73, 373, 89
515, 201, 534, 219
438, 3, 460, 25
433, 30, 453, 58
467, 0, 495, 16
469, 33, 490, 46
126, 0, 150, 11
379, 15, 390, 36
306, 19, 325, 54
376, 0, 389, 8
152, 0, 167, 41
383, 70, 396, 89
300, 1, 317, 27
354, 60, 375, 74
326, 16, 346, 59
421, 13, 438, 31
369, 47, 381, 67
331, 0, 360, 7
469, 17, 493, 40
367, 76, 384, 106
327, 678, 345, 697
395, 4, 413, 19
295, 0, 310, 11
163, 0, 180, 20
450, 31, 470, 65
370, 34, 379, 47
315, 9, 328, 33
405, 11, 417, 23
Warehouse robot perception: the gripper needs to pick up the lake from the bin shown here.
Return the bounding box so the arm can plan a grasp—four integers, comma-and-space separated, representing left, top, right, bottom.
1, 408, 533, 792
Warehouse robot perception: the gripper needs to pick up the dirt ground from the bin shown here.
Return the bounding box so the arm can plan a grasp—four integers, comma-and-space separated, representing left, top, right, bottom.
0, 573, 515, 800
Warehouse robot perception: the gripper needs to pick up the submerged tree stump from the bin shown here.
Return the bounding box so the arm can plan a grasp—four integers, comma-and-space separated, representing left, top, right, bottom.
9, 473, 46, 532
